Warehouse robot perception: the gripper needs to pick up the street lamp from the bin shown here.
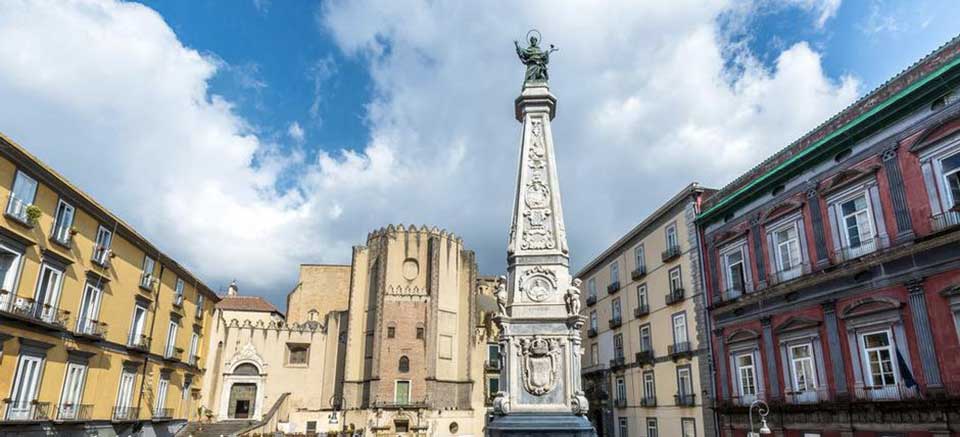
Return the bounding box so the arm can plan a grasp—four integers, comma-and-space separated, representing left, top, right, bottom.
747, 399, 771, 437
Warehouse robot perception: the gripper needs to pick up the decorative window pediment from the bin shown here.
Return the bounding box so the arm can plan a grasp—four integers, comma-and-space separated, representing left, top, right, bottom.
939, 283, 960, 297
774, 316, 821, 334
910, 112, 960, 154
713, 228, 749, 246
762, 199, 805, 224
820, 164, 882, 196
839, 296, 902, 320
725, 328, 760, 345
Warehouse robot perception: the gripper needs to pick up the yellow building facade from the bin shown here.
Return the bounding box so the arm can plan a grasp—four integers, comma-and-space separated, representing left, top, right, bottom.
578, 183, 716, 437
0, 133, 219, 436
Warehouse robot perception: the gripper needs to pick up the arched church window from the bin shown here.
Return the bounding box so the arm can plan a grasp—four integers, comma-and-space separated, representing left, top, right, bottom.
399, 356, 410, 373
233, 363, 259, 375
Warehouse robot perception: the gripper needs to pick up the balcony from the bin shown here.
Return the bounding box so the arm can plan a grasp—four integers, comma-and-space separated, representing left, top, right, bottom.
853, 383, 919, 401
631, 266, 647, 280
112, 406, 140, 421
608, 317, 622, 329
126, 334, 151, 352
91, 245, 111, 268
633, 304, 649, 318
931, 209, 960, 233
586, 295, 597, 307
668, 341, 693, 360
139, 273, 155, 292
675, 393, 696, 407
832, 235, 889, 263
665, 289, 685, 305
74, 317, 108, 340
613, 398, 627, 408
784, 388, 833, 404
188, 355, 202, 368
640, 396, 657, 407
4, 194, 35, 227
163, 346, 184, 362
0, 292, 70, 330
587, 328, 598, 338
172, 294, 184, 309
635, 349, 655, 366
3, 400, 51, 421
609, 355, 626, 369
56, 404, 92, 421
607, 282, 620, 294
50, 225, 73, 248
152, 408, 173, 420
661, 244, 681, 262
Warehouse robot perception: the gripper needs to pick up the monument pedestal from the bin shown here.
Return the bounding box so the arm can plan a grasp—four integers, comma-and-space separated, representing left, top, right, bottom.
486, 414, 597, 437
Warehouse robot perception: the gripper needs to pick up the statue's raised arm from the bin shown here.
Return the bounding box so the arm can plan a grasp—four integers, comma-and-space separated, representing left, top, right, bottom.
515, 30, 555, 85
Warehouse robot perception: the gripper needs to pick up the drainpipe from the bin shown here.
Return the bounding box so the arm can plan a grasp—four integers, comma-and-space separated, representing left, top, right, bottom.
136, 261, 165, 421
693, 192, 720, 437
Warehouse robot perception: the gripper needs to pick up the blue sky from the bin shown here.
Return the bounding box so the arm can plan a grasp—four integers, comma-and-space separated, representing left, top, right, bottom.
0, 0, 958, 308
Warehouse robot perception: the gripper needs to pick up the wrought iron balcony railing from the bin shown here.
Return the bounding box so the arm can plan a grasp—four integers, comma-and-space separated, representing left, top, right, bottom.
585, 295, 597, 307
675, 393, 696, 406
832, 235, 889, 263
631, 266, 647, 280
661, 244, 681, 262
640, 396, 657, 407
635, 349, 654, 366
56, 403, 92, 421
634, 304, 649, 318
152, 408, 173, 419
613, 398, 627, 408
767, 262, 812, 286
853, 383, 920, 401
5, 194, 33, 226
4, 399, 51, 421
668, 341, 693, 360
188, 355, 202, 368
665, 288, 685, 305
484, 360, 500, 371
0, 293, 70, 330
783, 387, 833, 404
75, 317, 108, 339
607, 282, 620, 294
587, 327, 598, 338
51, 225, 73, 247
609, 355, 626, 369
163, 346, 184, 362
931, 209, 960, 233
112, 406, 140, 421
126, 333, 151, 352
608, 317, 622, 329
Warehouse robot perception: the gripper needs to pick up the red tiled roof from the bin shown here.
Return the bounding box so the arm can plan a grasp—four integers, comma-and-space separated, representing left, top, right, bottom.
217, 295, 282, 314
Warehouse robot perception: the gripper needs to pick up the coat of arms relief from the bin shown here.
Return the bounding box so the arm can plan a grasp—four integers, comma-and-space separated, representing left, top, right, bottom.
516, 336, 563, 396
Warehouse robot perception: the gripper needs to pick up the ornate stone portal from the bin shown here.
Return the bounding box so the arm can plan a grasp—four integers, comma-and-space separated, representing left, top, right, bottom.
487, 32, 596, 437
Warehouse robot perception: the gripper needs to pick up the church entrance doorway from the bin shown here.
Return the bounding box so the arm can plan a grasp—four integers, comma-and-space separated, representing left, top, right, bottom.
228, 383, 257, 419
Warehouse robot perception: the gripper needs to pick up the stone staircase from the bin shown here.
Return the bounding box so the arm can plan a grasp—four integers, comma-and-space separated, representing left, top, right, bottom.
176, 420, 258, 437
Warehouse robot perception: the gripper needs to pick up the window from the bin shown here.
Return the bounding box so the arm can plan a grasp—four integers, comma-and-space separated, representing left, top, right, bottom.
646, 418, 658, 437
6, 170, 37, 222
591, 343, 599, 366
140, 256, 155, 289
92, 226, 112, 265
395, 381, 411, 404
669, 267, 683, 292
416, 326, 425, 340
587, 278, 597, 299
165, 320, 179, 358
450, 422, 459, 434
589, 311, 598, 331
287, 344, 309, 365
387, 326, 396, 338
0, 241, 24, 293
34, 262, 64, 323
722, 244, 749, 295
618, 417, 628, 437
195, 294, 204, 319
673, 312, 688, 345
115, 369, 136, 416
76, 282, 102, 335
677, 366, 693, 397
398, 356, 410, 373
488, 344, 500, 368
609, 261, 619, 285
174, 278, 185, 307
154, 374, 169, 416
861, 330, 897, 388
682, 418, 697, 437
7, 354, 44, 420
129, 304, 148, 346
639, 324, 652, 352
611, 297, 621, 321
51, 200, 75, 245
772, 223, 803, 279
666, 223, 678, 249
488, 377, 500, 396
940, 150, 960, 207
636, 284, 648, 309
643, 371, 655, 399
634, 245, 645, 271
613, 333, 624, 359
395, 419, 409, 432
58, 362, 87, 419
616, 376, 626, 401
841, 194, 875, 249
789, 344, 818, 397
189, 333, 200, 365
306, 421, 317, 434
736, 352, 758, 402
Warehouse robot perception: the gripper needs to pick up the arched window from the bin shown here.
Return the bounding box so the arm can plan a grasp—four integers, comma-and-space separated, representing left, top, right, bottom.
398, 356, 410, 373
233, 363, 259, 375
307, 309, 319, 321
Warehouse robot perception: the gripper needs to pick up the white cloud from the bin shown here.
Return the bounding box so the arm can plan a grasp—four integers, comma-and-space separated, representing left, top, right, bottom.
0, 0, 859, 304
287, 121, 305, 143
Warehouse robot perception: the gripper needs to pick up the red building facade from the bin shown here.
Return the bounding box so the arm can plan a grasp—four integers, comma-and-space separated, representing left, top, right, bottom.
697, 37, 960, 437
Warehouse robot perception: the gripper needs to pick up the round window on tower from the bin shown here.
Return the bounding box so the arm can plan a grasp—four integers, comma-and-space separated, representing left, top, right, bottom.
449, 422, 459, 434
402, 258, 420, 281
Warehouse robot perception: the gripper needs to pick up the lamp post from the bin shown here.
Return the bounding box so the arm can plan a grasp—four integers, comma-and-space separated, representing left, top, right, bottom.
747, 399, 771, 437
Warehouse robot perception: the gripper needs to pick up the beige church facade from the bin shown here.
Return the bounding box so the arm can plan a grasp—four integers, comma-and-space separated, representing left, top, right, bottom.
196, 225, 500, 436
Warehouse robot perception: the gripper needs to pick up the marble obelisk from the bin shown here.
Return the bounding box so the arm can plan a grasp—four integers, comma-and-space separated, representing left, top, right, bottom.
486, 32, 596, 437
